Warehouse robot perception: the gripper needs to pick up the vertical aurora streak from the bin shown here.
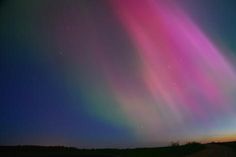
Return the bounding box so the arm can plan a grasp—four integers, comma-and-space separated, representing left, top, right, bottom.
105, 0, 236, 144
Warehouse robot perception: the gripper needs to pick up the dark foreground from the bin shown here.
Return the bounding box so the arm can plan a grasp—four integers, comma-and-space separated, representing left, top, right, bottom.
1, 141, 236, 157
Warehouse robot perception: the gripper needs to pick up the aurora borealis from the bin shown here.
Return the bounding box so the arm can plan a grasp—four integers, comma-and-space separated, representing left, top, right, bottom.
1, 0, 236, 148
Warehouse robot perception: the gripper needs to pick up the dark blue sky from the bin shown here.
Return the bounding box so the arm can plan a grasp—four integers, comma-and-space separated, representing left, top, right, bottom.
1, 0, 236, 148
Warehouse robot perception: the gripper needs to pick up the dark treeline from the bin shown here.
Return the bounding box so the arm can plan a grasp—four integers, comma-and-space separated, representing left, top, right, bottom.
1, 141, 235, 157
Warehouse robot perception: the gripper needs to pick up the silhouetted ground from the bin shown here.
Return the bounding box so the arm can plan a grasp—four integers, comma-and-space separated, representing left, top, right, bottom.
219, 141, 236, 151
1, 142, 235, 157
186, 144, 235, 157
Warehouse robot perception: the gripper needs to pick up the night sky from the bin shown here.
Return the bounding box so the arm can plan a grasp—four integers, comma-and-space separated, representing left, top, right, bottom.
1, 0, 236, 148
